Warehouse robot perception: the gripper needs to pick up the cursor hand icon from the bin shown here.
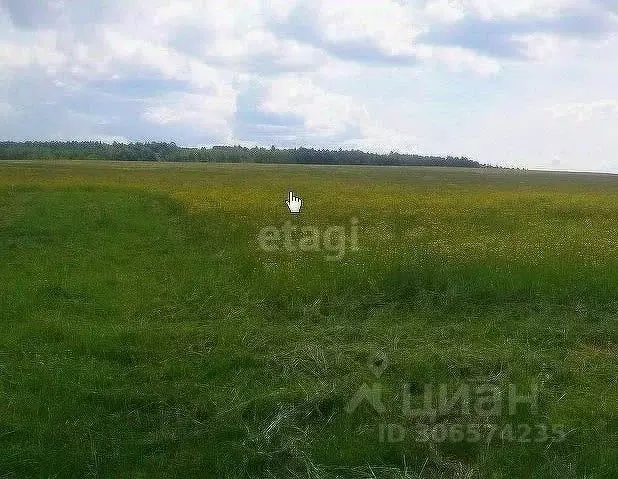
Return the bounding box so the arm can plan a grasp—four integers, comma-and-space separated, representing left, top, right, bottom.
286, 191, 302, 214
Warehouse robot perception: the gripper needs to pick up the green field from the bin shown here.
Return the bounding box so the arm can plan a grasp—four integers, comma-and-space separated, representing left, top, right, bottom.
0, 160, 617, 478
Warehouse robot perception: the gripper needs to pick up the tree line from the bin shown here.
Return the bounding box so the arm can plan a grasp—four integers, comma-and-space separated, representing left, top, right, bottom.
0, 141, 497, 168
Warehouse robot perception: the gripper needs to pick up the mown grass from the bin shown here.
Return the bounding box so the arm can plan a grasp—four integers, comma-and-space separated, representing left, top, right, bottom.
0, 160, 617, 478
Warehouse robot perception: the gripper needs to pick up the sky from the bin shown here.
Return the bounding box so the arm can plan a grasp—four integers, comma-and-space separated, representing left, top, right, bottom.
0, 0, 617, 172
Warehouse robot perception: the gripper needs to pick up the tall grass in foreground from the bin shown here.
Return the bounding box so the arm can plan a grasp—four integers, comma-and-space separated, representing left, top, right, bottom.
0, 161, 616, 478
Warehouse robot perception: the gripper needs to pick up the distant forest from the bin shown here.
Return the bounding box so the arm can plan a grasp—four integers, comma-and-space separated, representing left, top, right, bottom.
0, 141, 496, 168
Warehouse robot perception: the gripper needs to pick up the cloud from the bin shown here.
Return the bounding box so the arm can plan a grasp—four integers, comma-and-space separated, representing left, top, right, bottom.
1, 0, 61, 29
414, 44, 501, 74
233, 82, 305, 144
0, 101, 14, 118
546, 99, 618, 120
595, 0, 618, 13
255, 74, 421, 151
420, 6, 618, 58
0, 28, 66, 73
1, 0, 618, 171
461, 0, 576, 19
261, 75, 366, 136
270, 0, 422, 64
143, 91, 236, 141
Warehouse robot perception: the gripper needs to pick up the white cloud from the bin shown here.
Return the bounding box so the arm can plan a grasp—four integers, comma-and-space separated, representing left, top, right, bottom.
0, 101, 14, 117
0, 31, 66, 73
415, 43, 501, 74
260, 74, 420, 151
1, 0, 618, 171
313, 0, 423, 56
463, 0, 577, 19
444, 96, 618, 172
513, 32, 581, 61
546, 99, 618, 121
343, 123, 420, 154
423, 0, 466, 23
101, 29, 231, 91
143, 91, 236, 140
261, 74, 365, 136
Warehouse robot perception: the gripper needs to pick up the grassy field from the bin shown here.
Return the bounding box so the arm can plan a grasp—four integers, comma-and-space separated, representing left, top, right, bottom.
0, 160, 617, 478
